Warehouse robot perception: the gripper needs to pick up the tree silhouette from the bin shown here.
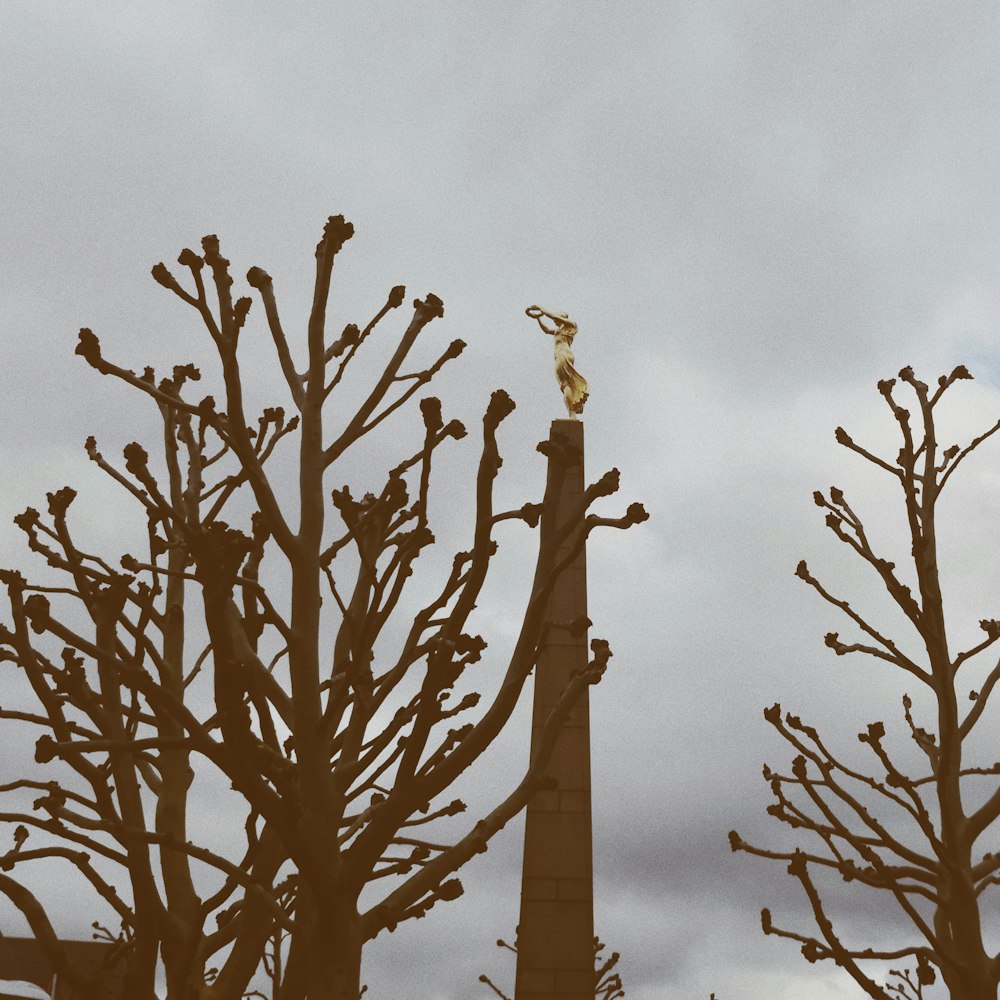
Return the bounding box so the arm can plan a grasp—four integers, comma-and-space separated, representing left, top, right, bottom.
0, 217, 645, 999
730, 366, 1000, 999
477, 930, 624, 999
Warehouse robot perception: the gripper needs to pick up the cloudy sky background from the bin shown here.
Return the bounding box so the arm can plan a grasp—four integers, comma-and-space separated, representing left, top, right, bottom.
5, 3, 1000, 998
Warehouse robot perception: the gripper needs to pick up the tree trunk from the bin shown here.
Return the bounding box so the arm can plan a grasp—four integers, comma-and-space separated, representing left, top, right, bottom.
283, 888, 363, 1000
940, 967, 996, 1000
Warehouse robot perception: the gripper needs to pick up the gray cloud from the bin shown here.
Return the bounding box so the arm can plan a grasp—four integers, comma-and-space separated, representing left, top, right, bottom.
5, 3, 1000, 997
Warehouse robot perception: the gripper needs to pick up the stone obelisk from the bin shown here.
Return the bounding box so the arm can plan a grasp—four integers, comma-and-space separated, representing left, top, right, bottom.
516, 308, 594, 1000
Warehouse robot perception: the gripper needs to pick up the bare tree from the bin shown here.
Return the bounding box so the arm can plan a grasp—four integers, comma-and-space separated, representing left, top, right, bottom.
477, 930, 625, 1000
730, 366, 1000, 998
594, 937, 626, 1000
0, 216, 646, 999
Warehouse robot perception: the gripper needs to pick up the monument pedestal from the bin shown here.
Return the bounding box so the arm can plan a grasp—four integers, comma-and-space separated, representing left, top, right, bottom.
515, 418, 594, 1000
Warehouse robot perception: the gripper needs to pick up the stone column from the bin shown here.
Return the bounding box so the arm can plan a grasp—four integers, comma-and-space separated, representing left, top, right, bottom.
515, 418, 594, 1000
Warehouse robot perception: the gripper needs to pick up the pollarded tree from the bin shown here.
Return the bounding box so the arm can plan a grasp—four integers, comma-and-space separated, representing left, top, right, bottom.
0, 216, 646, 999
730, 366, 1000, 999
477, 930, 625, 1000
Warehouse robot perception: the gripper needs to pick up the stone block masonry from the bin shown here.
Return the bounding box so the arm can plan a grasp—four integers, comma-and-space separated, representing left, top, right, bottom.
515, 418, 594, 1000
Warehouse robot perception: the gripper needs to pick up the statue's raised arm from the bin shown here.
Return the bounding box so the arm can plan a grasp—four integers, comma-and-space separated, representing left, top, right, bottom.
526, 305, 589, 419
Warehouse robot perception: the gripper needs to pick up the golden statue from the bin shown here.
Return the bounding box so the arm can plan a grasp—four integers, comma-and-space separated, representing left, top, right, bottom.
526, 305, 588, 419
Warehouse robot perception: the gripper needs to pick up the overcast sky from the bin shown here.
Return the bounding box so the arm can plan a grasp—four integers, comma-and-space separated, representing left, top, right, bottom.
5, 3, 1000, 999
